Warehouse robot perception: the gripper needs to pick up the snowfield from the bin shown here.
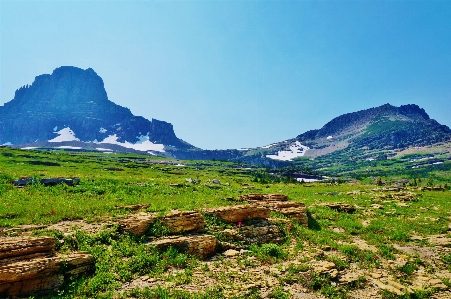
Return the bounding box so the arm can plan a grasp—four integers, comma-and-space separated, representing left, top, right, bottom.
56, 146, 82, 149
266, 141, 309, 161
49, 128, 80, 142
98, 134, 165, 152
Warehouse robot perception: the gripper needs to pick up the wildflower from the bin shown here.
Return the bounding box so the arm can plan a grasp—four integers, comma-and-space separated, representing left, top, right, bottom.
50, 209, 56, 215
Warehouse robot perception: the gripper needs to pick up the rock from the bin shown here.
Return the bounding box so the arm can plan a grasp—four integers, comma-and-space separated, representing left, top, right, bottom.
239, 194, 288, 202
115, 204, 150, 211
40, 177, 80, 186
161, 210, 205, 233
186, 178, 200, 184
212, 179, 221, 184
104, 167, 124, 171
170, 183, 183, 187
148, 234, 217, 259
62, 252, 95, 276
0, 236, 93, 297
231, 219, 286, 245
427, 235, 451, 247
370, 272, 383, 279
119, 210, 205, 235
0, 236, 55, 259
265, 202, 308, 226
119, 212, 157, 235
12, 177, 36, 187
223, 249, 240, 257
371, 204, 384, 209
0, 225, 48, 237
321, 202, 356, 213
312, 260, 336, 274
373, 280, 404, 296
202, 204, 270, 223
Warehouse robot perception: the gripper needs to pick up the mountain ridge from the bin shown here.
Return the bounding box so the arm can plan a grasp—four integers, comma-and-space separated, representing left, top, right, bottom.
1, 66, 450, 167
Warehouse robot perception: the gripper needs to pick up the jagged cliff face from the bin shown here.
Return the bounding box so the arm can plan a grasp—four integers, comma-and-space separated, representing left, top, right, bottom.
0, 66, 192, 151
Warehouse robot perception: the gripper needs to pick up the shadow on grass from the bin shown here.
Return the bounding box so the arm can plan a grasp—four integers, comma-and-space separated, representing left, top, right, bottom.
307, 211, 321, 231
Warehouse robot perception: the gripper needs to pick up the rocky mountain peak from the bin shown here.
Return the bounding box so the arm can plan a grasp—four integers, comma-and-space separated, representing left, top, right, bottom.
0, 66, 193, 151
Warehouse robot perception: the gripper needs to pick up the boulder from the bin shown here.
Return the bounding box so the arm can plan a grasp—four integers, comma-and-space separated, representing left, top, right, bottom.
203, 204, 270, 223
161, 211, 205, 233
0, 236, 93, 297
148, 234, 217, 259
119, 211, 205, 236
224, 219, 286, 245
119, 212, 158, 235
263, 201, 308, 226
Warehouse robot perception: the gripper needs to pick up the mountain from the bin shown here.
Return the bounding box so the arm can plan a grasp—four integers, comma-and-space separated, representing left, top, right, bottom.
236, 104, 451, 166
2, 67, 450, 167
0, 66, 194, 154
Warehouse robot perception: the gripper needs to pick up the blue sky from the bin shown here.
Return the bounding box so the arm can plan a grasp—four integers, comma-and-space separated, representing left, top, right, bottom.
1, 0, 450, 149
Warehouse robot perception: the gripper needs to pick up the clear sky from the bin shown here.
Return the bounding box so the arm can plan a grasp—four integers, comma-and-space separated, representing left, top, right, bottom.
1, 0, 450, 150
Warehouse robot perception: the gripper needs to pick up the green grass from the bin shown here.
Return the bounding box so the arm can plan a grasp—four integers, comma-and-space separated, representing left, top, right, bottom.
1, 147, 451, 298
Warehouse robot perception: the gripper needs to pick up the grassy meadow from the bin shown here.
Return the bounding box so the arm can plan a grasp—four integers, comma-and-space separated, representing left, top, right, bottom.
1, 147, 450, 299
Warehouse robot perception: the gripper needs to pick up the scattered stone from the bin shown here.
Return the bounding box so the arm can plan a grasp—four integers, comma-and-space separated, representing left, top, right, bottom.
371, 204, 384, 209
148, 234, 217, 259
170, 183, 183, 187
104, 167, 124, 171
115, 204, 150, 211
186, 178, 200, 184
312, 260, 336, 274
373, 280, 404, 296
362, 220, 372, 227
223, 249, 240, 257
321, 202, 356, 213
239, 194, 288, 202
339, 270, 364, 284
370, 272, 383, 279
212, 179, 221, 184
427, 235, 451, 247
0, 225, 48, 237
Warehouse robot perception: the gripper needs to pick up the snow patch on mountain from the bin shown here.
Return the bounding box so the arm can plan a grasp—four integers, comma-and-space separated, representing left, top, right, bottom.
261, 143, 277, 149
266, 141, 309, 161
99, 134, 165, 152
49, 128, 80, 142
56, 146, 82, 149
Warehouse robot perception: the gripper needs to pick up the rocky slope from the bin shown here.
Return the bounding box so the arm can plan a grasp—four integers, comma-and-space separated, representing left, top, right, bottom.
239, 104, 451, 165
0, 66, 194, 153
